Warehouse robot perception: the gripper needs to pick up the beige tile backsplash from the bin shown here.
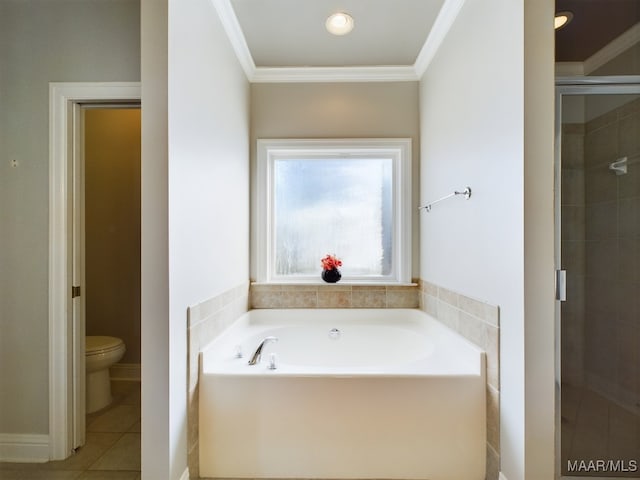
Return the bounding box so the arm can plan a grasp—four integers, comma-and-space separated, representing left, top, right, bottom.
186, 282, 250, 479
250, 283, 419, 309
418, 279, 501, 480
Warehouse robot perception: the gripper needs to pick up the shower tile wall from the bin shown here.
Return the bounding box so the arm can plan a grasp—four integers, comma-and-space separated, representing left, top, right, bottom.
583, 97, 640, 412
561, 122, 586, 387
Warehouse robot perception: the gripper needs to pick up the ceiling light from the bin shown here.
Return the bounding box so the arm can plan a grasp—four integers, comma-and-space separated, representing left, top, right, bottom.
554, 11, 573, 30
326, 12, 354, 36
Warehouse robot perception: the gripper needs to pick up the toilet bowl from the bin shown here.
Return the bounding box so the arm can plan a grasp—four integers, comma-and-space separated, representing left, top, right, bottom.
86, 336, 126, 413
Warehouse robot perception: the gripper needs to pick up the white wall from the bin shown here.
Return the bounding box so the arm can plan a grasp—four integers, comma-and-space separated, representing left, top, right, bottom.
0, 0, 140, 436
419, 0, 525, 477
165, 0, 250, 478
420, 0, 556, 478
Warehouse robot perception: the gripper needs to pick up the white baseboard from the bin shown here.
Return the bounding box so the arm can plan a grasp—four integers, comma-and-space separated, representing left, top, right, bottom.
110, 362, 141, 381
0, 433, 49, 463
499, 473, 508, 480
179, 466, 190, 480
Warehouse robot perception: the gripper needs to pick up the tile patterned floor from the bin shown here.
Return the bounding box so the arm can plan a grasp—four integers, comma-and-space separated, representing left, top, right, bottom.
1, 381, 141, 480
561, 384, 640, 478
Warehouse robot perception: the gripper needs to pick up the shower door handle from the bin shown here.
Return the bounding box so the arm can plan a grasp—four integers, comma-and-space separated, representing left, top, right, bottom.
556, 270, 566, 302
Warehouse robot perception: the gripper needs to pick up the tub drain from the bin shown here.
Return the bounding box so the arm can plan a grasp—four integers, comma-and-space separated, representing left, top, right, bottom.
328, 328, 341, 340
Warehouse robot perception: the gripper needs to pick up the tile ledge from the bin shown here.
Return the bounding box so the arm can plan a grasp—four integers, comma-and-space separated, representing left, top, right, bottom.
251, 281, 418, 287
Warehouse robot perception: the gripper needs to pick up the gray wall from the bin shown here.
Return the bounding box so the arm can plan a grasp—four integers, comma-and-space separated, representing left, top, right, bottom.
0, 0, 140, 435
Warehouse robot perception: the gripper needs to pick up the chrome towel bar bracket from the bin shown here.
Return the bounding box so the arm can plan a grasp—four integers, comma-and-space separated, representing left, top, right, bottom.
418, 187, 472, 212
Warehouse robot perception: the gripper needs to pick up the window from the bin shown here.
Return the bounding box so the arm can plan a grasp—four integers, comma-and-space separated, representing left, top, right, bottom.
256, 139, 411, 283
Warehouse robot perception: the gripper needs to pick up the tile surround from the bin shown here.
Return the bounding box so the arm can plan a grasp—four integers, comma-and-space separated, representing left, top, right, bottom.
189, 282, 417, 476
188, 280, 498, 480
418, 279, 501, 480
559, 97, 640, 474
561, 122, 586, 389
250, 283, 419, 309
186, 282, 250, 479
582, 97, 640, 414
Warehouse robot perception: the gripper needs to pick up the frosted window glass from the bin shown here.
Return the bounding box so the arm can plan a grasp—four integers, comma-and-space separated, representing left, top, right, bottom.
274, 158, 392, 277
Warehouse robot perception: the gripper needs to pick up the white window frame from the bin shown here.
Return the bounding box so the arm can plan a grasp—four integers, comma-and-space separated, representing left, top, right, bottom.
256, 138, 412, 284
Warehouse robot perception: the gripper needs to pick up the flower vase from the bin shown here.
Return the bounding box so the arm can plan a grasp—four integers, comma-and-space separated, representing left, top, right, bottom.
321, 268, 342, 283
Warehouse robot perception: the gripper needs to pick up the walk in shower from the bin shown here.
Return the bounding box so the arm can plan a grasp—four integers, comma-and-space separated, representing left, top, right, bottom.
557, 78, 640, 478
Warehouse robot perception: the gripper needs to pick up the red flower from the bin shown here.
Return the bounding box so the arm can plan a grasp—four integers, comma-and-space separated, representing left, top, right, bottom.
321, 254, 342, 271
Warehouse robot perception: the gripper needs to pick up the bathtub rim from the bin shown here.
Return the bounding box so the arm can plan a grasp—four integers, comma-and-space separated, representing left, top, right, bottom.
199, 308, 486, 379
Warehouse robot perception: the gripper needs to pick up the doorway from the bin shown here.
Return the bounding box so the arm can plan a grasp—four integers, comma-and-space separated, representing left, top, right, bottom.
556, 78, 640, 478
82, 106, 141, 383
80, 105, 141, 440
48, 83, 141, 461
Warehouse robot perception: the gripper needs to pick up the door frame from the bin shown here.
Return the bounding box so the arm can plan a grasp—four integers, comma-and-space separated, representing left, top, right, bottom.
48, 82, 141, 460
554, 75, 640, 480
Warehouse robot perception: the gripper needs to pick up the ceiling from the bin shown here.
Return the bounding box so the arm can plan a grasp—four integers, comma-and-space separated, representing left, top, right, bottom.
217, 0, 640, 81
555, 0, 639, 62
216, 0, 461, 81
229, 0, 445, 68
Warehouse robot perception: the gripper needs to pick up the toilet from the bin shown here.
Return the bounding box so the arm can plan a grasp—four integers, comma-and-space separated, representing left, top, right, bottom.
85, 336, 126, 413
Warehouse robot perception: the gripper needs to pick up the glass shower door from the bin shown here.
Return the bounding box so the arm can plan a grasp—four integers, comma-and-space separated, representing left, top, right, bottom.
558, 85, 640, 478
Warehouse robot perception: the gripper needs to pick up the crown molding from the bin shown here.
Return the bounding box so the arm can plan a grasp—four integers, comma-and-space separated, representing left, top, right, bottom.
215, 0, 637, 83
212, 0, 463, 83
414, 0, 466, 77
584, 22, 640, 74
555, 62, 585, 77
211, 0, 256, 80
555, 23, 640, 78
251, 65, 419, 83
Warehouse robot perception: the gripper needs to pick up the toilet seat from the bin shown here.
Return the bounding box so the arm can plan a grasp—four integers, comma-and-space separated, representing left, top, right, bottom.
86, 336, 124, 356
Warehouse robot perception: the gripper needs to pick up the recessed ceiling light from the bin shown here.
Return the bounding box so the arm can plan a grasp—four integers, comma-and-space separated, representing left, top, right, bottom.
554, 11, 573, 30
326, 12, 354, 36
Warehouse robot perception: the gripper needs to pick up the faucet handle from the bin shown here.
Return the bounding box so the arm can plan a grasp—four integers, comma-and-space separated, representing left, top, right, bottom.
268, 352, 277, 370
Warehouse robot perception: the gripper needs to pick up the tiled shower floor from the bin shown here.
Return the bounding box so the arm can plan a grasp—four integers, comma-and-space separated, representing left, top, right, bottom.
561, 384, 640, 478
0, 380, 141, 480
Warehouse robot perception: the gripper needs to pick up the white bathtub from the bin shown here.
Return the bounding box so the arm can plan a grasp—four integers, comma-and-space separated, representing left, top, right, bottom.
199, 308, 486, 480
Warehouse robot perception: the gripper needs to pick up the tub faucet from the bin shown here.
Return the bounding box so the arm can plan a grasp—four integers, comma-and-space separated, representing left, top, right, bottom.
248, 336, 278, 365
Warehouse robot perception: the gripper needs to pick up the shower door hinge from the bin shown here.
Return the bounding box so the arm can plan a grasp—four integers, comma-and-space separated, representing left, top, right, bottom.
555, 270, 566, 302
72, 286, 81, 298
